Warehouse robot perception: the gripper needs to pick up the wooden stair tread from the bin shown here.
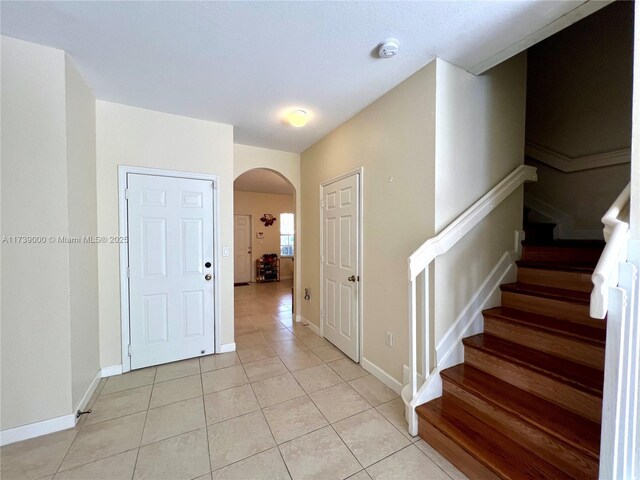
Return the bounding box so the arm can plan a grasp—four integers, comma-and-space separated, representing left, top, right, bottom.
441, 364, 601, 459
516, 259, 596, 273
522, 239, 605, 248
463, 334, 603, 394
483, 306, 606, 344
417, 398, 574, 479
501, 282, 590, 304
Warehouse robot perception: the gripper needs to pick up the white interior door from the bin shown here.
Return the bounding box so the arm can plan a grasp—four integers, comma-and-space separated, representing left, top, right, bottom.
322, 173, 360, 361
127, 173, 215, 369
234, 214, 252, 284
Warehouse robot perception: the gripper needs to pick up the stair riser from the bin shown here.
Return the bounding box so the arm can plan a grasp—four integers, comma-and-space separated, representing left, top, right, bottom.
418, 416, 502, 480
484, 317, 604, 369
522, 246, 602, 264
441, 386, 599, 478
465, 347, 602, 423
501, 291, 595, 324
517, 267, 593, 292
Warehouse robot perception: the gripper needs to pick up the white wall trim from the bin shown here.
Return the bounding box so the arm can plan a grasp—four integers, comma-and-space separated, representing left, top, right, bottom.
406, 249, 517, 408
294, 314, 320, 336
469, 0, 612, 75
101, 364, 123, 377
361, 357, 403, 395
74, 371, 101, 415
0, 370, 101, 446
0, 414, 76, 447
220, 342, 236, 353
526, 142, 631, 173
118, 165, 222, 373
524, 192, 603, 240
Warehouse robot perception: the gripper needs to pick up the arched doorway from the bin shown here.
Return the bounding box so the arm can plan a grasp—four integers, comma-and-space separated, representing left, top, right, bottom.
233, 168, 297, 332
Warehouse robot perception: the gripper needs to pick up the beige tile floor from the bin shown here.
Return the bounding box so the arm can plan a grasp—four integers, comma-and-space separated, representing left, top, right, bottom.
1, 280, 467, 480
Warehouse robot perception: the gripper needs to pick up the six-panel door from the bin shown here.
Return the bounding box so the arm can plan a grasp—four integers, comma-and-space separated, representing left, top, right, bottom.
322, 173, 359, 361
127, 174, 215, 369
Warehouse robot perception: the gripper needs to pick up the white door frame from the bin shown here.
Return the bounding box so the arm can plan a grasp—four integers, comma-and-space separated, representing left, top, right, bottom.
118, 165, 221, 373
319, 167, 364, 362
234, 213, 253, 283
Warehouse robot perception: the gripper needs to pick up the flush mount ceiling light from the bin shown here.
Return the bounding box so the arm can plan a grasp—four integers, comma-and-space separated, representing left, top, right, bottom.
287, 109, 308, 127
377, 38, 400, 58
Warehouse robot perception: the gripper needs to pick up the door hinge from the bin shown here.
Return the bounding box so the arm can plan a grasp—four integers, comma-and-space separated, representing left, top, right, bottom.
320, 309, 324, 318
321, 255, 324, 263
126, 267, 130, 278
321, 199, 324, 209
125, 188, 129, 200
212, 180, 217, 189
128, 345, 132, 356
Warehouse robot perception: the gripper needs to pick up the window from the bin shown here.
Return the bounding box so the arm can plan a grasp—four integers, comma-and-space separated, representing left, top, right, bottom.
280, 212, 294, 257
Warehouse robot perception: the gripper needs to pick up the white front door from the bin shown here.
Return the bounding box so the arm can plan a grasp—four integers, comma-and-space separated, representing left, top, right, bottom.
127, 173, 215, 369
322, 173, 360, 361
234, 214, 252, 284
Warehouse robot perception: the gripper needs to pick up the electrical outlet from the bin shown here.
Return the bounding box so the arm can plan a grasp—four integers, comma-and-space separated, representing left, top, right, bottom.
385, 331, 393, 347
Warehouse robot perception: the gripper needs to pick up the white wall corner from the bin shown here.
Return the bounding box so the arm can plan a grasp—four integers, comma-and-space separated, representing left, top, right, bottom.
1, 369, 101, 446
361, 357, 403, 394
409, 249, 516, 407
220, 342, 237, 353
101, 365, 123, 378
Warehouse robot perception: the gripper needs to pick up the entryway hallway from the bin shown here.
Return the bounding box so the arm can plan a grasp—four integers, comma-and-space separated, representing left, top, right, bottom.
0, 280, 467, 479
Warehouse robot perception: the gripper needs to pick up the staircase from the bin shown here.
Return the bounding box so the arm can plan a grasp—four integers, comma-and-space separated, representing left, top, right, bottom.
415, 239, 606, 479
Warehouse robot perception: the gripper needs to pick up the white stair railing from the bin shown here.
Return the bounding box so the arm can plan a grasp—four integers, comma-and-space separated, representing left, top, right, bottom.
591, 183, 631, 319
402, 164, 538, 436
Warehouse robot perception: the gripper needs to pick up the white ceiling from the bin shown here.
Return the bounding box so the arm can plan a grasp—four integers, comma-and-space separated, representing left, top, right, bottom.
1, 1, 585, 153
235, 169, 295, 196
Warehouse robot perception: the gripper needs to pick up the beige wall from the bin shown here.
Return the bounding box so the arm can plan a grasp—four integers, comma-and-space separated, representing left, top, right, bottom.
96, 101, 234, 368
65, 56, 100, 408
525, 1, 632, 234
300, 61, 437, 381
234, 192, 295, 279
300, 56, 527, 383
1, 36, 72, 430
1, 37, 99, 430
433, 56, 526, 342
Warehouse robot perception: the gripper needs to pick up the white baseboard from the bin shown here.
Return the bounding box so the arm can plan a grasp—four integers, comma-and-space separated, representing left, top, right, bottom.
406, 249, 516, 408
0, 413, 76, 446
305, 321, 320, 336
1, 369, 101, 446
75, 371, 101, 415
294, 314, 321, 336
361, 357, 403, 394
220, 342, 236, 353
101, 364, 123, 377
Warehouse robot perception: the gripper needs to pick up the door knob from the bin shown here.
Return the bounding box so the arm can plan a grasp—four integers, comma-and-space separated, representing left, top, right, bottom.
205, 274, 212, 281
348, 275, 356, 282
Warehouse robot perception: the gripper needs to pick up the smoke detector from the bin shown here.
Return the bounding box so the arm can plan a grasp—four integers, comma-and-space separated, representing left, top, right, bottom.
377, 38, 400, 58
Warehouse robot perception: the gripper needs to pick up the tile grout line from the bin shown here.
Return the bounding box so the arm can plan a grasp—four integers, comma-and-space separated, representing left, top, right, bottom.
130, 365, 158, 480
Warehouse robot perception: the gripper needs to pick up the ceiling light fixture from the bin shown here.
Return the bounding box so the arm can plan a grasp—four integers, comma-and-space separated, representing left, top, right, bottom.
288, 109, 308, 127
